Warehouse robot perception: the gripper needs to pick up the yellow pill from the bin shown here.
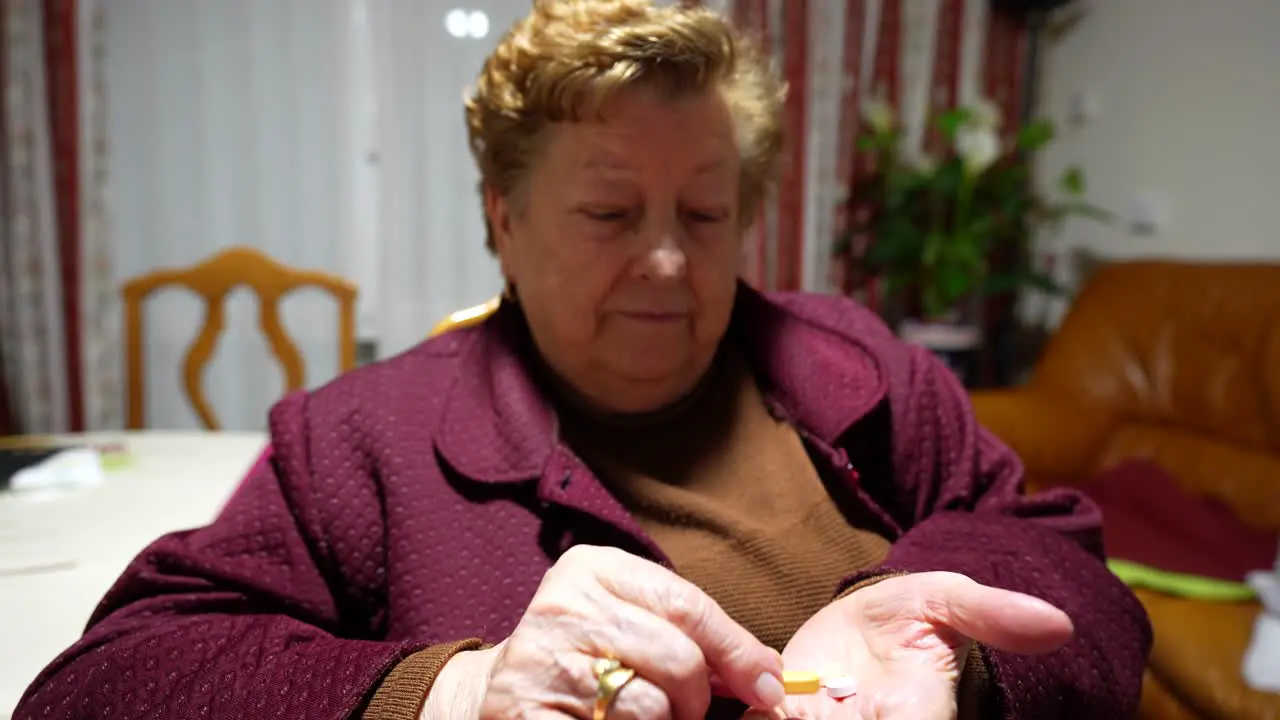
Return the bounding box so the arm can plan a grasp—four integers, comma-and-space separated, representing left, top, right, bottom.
782, 671, 821, 694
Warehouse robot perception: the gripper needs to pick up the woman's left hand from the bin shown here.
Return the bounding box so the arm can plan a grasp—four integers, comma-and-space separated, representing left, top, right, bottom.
744, 571, 1074, 719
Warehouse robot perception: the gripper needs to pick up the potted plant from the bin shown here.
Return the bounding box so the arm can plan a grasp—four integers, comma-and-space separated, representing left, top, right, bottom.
836, 97, 1110, 377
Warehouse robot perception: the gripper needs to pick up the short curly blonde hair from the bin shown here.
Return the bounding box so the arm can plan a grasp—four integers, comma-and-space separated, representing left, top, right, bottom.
465, 0, 786, 252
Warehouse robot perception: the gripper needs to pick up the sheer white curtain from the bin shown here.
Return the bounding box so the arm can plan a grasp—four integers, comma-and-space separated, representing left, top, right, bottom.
365, 1, 518, 359
106, 0, 357, 430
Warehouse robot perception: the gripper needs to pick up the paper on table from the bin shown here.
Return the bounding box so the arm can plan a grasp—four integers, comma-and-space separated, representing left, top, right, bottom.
8, 448, 105, 493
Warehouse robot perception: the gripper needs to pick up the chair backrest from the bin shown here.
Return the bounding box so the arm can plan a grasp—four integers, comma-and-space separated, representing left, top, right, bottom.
121, 246, 358, 430
428, 296, 501, 338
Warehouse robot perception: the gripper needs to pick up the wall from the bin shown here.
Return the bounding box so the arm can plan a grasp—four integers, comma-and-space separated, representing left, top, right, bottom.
1037, 0, 1280, 295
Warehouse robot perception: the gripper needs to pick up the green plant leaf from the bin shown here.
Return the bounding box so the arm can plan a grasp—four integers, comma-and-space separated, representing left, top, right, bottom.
945, 228, 990, 262
932, 158, 965, 197
935, 107, 972, 141
1044, 200, 1114, 224
970, 219, 1000, 248
861, 217, 926, 271
1059, 165, 1086, 195
921, 232, 945, 268
935, 264, 974, 306
1016, 118, 1055, 151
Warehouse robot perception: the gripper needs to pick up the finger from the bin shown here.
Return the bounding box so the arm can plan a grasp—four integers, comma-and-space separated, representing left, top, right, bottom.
707, 670, 732, 697
917, 573, 1074, 654
581, 599, 713, 720
484, 646, 673, 720
593, 669, 672, 720
581, 546, 786, 708
740, 706, 789, 720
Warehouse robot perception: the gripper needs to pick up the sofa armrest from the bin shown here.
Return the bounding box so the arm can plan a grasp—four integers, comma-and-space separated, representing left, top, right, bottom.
969, 388, 1115, 484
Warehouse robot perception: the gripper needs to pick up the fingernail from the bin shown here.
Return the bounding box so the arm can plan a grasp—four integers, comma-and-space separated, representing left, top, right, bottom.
755, 671, 786, 708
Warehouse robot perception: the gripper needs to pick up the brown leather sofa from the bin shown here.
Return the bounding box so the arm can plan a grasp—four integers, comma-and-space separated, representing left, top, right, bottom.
969, 260, 1280, 719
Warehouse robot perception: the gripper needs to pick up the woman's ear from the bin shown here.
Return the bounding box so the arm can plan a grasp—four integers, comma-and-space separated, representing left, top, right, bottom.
483, 185, 517, 281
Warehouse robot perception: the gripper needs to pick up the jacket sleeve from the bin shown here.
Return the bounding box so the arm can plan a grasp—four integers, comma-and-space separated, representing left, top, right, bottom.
15, 393, 430, 720
837, 346, 1152, 719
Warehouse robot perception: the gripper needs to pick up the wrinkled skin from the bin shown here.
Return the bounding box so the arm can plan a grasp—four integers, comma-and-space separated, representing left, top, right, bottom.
423, 545, 786, 720
743, 572, 1074, 720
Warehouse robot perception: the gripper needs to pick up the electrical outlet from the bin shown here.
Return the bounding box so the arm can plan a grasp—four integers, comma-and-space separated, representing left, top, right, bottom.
1128, 191, 1170, 236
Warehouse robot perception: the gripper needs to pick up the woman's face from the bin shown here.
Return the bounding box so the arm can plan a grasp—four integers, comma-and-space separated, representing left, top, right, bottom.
488, 86, 743, 412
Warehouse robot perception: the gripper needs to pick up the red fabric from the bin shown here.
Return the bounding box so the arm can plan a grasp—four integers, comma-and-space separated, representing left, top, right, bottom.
1081, 459, 1278, 582
16, 286, 1149, 719
43, 0, 83, 431
0, 351, 12, 435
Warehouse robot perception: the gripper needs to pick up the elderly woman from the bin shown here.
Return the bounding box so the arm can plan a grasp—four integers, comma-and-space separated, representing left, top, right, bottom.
17, 1, 1149, 719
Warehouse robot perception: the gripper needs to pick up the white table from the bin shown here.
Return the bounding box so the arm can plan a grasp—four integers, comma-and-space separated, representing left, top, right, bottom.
0, 431, 267, 719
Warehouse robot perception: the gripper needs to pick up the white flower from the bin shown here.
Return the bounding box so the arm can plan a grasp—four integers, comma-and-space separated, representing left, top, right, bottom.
955, 125, 1000, 174
861, 97, 895, 134
968, 97, 1002, 129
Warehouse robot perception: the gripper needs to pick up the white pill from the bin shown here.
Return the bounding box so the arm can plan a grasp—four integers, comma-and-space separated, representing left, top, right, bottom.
822, 675, 857, 699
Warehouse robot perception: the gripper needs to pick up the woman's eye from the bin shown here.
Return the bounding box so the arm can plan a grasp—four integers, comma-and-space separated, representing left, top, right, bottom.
686, 209, 727, 224
582, 208, 628, 222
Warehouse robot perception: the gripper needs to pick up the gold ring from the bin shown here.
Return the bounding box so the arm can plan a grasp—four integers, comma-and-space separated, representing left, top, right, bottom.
591, 656, 637, 720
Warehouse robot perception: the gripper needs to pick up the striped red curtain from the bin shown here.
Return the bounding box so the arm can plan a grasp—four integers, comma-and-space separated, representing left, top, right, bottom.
985, 7, 1029, 149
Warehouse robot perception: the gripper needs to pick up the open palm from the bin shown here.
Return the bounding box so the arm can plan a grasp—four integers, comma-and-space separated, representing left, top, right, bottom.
747, 572, 1074, 719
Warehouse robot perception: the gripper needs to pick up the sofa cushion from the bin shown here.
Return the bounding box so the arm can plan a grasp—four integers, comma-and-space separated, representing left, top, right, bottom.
1139, 668, 1200, 720
1137, 588, 1280, 719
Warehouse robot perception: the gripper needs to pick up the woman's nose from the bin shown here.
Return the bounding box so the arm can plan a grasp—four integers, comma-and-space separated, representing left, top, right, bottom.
636, 226, 688, 282
647, 243, 687, 280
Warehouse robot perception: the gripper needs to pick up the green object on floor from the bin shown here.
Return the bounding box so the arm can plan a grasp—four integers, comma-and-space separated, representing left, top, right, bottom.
1107, 558, 1255, 602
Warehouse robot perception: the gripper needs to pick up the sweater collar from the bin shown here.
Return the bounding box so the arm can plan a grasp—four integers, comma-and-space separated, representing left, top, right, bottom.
435, 282, 886, 483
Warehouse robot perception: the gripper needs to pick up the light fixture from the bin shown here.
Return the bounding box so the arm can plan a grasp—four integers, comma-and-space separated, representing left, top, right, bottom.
444, 9, 469, 38
444, 8, 490, 39
466, 10, 489, 39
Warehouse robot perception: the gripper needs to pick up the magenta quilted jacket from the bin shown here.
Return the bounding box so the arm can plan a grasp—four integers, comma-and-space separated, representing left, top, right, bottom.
16, 287, 1150, 719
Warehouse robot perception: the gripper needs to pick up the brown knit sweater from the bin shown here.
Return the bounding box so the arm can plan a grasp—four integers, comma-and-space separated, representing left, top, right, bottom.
362, 348, 990, 719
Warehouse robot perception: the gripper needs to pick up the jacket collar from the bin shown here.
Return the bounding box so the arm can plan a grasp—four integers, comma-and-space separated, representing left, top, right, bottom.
435, 283, 886, 483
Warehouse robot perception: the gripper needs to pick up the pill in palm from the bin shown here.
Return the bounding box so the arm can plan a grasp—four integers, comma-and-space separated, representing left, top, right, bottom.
782, 670, 822, 694
822, 675, 857, 699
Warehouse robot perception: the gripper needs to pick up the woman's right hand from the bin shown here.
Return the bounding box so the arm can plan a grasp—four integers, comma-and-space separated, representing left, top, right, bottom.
426, 544, 787, 719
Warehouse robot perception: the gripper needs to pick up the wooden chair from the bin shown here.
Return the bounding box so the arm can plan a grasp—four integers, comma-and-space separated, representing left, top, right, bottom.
428, 296, 501, 338
121, 246, 357, 430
